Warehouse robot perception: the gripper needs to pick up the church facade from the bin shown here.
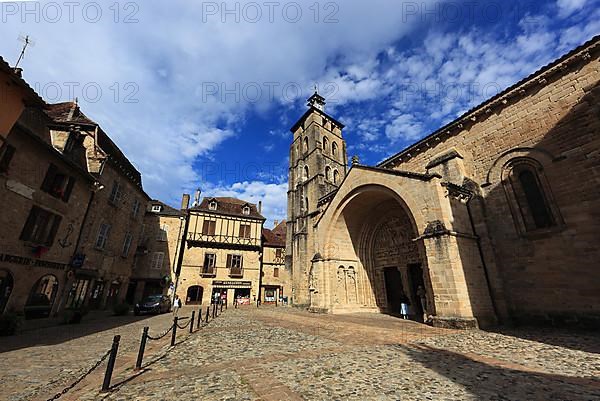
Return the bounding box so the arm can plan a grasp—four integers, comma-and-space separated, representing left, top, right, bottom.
286, 35, 600, 328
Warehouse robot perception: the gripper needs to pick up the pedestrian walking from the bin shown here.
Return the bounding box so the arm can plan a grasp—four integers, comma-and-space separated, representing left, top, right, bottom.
399, 293, 410, 320
173, 295, 182, 316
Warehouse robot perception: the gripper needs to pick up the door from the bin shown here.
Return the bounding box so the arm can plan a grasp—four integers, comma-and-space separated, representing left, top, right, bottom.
186, 286, 203, 305
408, 263, 425, 322
384, 267, 405, 315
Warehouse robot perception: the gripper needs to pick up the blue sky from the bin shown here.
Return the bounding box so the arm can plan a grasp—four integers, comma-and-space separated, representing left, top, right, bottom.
1, 0, 598, 224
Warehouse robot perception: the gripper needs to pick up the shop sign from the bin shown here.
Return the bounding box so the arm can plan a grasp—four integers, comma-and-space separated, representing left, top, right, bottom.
0, 253, 68, 271
212, 280, 252, 288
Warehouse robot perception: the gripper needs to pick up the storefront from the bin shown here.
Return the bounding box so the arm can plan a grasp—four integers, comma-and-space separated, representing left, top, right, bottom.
212, 280, 253, 306
261, 285, 284, 305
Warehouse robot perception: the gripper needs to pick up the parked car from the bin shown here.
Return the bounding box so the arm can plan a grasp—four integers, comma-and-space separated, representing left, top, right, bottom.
24, 293, 52, 319
134, 295, 171, 315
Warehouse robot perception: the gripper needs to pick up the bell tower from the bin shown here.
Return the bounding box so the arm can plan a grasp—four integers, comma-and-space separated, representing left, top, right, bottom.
286, 90, 347, 307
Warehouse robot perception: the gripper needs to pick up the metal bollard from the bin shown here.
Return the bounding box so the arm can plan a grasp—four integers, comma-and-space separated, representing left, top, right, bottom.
171, 317, 178, 346
101, 335, 121, 392
197, 308, 202, 329
212, 303, 216, 319
220, 303, 223, 313
206, 306, 210, 323
135, 327, 149, 371
190, 311, 195, 334
225, 301, 227, 310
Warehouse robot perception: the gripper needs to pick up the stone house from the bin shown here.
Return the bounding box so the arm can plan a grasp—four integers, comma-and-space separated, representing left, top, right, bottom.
0, 101, 95, 318
287, 35, 600, 328
128, 200, 185, 304
46, 102, 150, 311
261, 220, 290, 304
178, 196, 265, 307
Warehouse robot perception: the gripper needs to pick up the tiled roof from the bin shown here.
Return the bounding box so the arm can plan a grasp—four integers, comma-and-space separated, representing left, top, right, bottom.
192, 197, 266, 220
263, 225, 285, 247
148, 200, 184, 217
0, 56, 45, 106
46, 102, 145, 190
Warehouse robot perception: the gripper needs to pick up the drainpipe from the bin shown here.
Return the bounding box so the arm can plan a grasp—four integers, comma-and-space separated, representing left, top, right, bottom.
466, 196, 500, 325
56, 181, 101, 315
173, 209, 190, 302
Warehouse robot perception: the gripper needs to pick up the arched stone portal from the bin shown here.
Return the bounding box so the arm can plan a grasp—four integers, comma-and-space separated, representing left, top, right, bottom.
305, 167, 497, 328
309, 183, 434, 319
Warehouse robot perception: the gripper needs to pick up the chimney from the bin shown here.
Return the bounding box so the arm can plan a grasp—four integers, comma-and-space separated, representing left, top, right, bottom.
13, 68, 23, 77
258, 201, 262, 214
193, 188, 201, 206
181, 194, 190, 210
274, 220, 279, 228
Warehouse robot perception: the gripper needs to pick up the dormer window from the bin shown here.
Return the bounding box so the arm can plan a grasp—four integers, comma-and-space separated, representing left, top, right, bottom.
242, 205, 251, 215
209, 201, 218, 211
151, 205, 162, 213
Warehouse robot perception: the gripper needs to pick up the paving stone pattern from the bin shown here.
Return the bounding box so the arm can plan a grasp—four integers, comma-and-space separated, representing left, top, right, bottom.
1, 307, 599, 401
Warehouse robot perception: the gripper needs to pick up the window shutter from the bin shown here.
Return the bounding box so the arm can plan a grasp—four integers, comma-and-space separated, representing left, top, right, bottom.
41, 164, 58, 192
62, 177, 75, 202
47, 215, 62, 246
0, 144, 16, 173
20, 207, 40, 241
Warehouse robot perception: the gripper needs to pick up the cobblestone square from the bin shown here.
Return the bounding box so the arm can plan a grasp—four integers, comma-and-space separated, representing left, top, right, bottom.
1, 307, 599, 401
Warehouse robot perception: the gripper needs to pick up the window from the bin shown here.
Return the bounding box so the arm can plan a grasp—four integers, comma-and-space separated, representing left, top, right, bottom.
275, 248, 283, 258
151, 204, 162, 213
333, 170, 340, 184
203, 253, 216, 275
303, 165, 309, 181
209, 201, 218, 210
274, 268, 280, 278
239, 224, 251, 238
95, 223, 111, 249
227, 254, 243, 276
109, 181, 123, 205
504, 158, 560, 234
322, 136, 329, 153
20, 206, 62, 246
325, 166, 332, 181
157, 224, 168, 241
202, 220, 216, 235
242, 205, 250, 215
0, 143, 16, 174
122, 232, 133, 257
332, 142, 338, 157
304, 197, 309, 212
41, 164, 75, 202
132, 199, 141, 218
303, 137, 309, 153
151, 252, 164, 269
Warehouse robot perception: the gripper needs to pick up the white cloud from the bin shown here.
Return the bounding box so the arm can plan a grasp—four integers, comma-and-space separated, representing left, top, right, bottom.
556, 0, 588, 17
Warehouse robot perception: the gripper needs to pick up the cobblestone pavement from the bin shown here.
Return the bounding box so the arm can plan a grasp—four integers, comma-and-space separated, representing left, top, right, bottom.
2, 307, 600, 401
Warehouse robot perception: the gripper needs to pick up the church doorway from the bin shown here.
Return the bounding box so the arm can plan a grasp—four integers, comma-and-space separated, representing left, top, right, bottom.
408, 263, 425, 322
383, 267, 404, 316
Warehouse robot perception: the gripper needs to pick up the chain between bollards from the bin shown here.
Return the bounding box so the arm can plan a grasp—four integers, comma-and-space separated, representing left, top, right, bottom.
171, 317, 178, 346
101, 335, 121, 392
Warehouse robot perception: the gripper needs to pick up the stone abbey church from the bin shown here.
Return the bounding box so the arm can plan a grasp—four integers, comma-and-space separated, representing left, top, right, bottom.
286, 35, 600, 328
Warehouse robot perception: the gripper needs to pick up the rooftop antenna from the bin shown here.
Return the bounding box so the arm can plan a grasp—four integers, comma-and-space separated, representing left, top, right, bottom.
15, 35, 35, 71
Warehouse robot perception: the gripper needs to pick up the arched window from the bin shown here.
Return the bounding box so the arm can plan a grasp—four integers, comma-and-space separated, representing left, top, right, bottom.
325, 166, 332, 181
303, 165, 309, 181
303, 137, 309, 153
333, 170, 340, 184
332, 142, 338, 157
323, 136, 329, 153
504, 158, 559, 233
304, 197, 309, 212
25, 274, 59, 319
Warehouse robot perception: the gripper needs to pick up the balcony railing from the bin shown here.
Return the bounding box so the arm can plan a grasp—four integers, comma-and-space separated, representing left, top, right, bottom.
187, 233, 260, 248
201, 266, 216, 277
